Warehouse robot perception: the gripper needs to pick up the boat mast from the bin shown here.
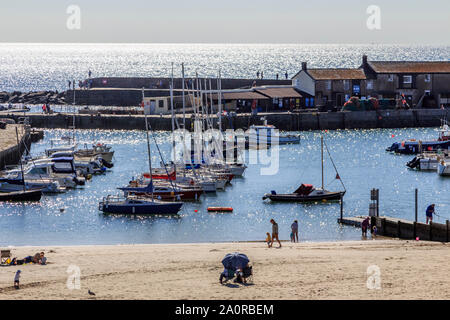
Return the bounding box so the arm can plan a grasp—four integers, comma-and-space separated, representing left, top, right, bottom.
321, 134, 324, 190
142, 87, 153, 198
15, 127, 26, 192
182, 63, 186, 130
218, 69, 222, 132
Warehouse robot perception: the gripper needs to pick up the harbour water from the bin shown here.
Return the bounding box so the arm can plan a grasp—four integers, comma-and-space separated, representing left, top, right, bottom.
0, 127, 448, 246
0, 43, 449, 92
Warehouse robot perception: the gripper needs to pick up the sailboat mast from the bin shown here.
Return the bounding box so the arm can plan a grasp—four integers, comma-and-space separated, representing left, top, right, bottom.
142, 87, 153, 188
15, 127, 26, 192
218, 70, 222, 132
182, 63, 186, 130
321, 134, 324, 190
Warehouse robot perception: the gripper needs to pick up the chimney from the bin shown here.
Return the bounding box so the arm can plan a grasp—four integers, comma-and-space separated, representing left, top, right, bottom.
301, 62, 307, 71
362, 55, 368, 65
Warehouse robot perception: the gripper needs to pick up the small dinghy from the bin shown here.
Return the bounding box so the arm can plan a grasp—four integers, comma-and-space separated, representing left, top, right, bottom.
0, 189, 42, 202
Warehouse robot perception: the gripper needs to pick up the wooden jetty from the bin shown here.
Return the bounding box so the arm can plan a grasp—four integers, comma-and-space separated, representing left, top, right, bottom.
339, 215, 450, 242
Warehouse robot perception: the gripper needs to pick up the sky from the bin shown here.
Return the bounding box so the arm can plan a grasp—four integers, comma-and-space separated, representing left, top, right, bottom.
0, 0, 449, 44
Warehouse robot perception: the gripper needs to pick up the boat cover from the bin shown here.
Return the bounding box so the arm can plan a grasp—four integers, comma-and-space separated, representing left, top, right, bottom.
294, 184, 314, 195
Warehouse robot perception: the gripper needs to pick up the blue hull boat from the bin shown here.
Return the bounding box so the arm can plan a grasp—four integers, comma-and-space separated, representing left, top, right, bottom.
99, 196, 183, 215
386, 140, 450, 155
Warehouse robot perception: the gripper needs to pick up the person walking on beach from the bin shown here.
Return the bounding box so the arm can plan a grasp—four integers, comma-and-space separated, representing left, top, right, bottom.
291, 220, 298, 242
285, 71, 288, 79
256, 71, 260, 79
261, 71, 264, 79
14, 270, 21, 289
276, 73, 279, 80
426, 204, 435, 224
270, 219, 281, 248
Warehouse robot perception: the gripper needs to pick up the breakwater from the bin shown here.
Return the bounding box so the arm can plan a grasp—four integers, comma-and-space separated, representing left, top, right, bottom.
0, 124, 31, 170
0, 109, 447, 131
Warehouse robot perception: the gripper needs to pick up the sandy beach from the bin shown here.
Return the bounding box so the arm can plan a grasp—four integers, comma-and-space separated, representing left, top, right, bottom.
1, 239, 450, 300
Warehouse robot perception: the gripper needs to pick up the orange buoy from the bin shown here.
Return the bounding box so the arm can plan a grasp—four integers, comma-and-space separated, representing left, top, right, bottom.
207, 207, 233, 212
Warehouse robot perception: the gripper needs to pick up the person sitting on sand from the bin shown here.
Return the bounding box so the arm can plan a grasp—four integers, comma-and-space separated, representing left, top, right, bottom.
38, 252, 47, 265
265, 232, 272, 248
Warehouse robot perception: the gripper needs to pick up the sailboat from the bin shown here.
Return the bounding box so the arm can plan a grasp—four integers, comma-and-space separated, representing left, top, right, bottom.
99, 88, 183, 215
262, 135, 345, 202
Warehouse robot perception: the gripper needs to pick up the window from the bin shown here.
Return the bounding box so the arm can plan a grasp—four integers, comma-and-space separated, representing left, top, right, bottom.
326, 81, 331, 90
343, 80, 350, 90
425, 74, 431, 82
305, 98, 309, 107
158, 100, 164, 108
388, 74, 394, 82
403, 75, 412, 84
366, 80, 373, 90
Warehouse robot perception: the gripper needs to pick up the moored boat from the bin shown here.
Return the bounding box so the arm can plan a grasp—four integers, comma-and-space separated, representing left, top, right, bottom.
0, 189, 42, 202
99, 195, 182, 215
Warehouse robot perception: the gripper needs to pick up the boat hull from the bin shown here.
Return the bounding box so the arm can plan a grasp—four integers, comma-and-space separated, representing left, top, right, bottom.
100, 201, 182, 215
263, 191, 345, 202
0, 189, 42, 202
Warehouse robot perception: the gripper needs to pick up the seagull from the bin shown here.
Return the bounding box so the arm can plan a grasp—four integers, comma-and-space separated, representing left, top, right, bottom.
88, 289, 95, 296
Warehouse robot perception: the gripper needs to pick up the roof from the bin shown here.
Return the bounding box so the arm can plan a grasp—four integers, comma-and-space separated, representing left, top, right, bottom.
306, 68, 367, 80
254, 86, 302, 98
367, 61, 450, 74
215, 90, 268, 100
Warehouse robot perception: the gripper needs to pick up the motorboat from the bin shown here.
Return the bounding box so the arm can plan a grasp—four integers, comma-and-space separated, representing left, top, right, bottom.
438, 159, 450, 176
247, 124, 300, 147
406, 151, 449, 171
387, 121, 450, 155
75, 143, 114, 163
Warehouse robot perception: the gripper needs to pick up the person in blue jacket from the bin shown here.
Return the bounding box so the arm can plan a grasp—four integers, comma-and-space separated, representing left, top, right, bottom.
426, 204, 435, 224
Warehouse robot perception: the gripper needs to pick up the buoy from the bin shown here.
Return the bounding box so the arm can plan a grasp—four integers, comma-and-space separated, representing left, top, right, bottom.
194, 210, 198, 213
416, 237, 420, 241
207, 207, 233, 212
391, 134, 395, 138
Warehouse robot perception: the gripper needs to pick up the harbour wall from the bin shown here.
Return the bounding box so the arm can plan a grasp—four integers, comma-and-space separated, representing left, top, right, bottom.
0, 125, 32, 170
0, 109, 447, 132
67, 78, 291, 106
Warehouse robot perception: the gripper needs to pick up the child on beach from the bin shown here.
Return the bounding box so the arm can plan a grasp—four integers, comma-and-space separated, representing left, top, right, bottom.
14, 270, 21, 289
265, 232, 272, 248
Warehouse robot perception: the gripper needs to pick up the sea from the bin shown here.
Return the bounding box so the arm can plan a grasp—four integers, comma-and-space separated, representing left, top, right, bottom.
0, 43, 449, 245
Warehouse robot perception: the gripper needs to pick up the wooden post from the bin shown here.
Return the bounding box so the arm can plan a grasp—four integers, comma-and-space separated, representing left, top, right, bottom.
382, 218, 386, 236
430, 221, 433, 241
397, 221, 401, 238
376, 189, 379, 217
447, 220, 449, 242
340, 194, 343, 220
415, 188, 418, 222
413, 221, 417, 239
